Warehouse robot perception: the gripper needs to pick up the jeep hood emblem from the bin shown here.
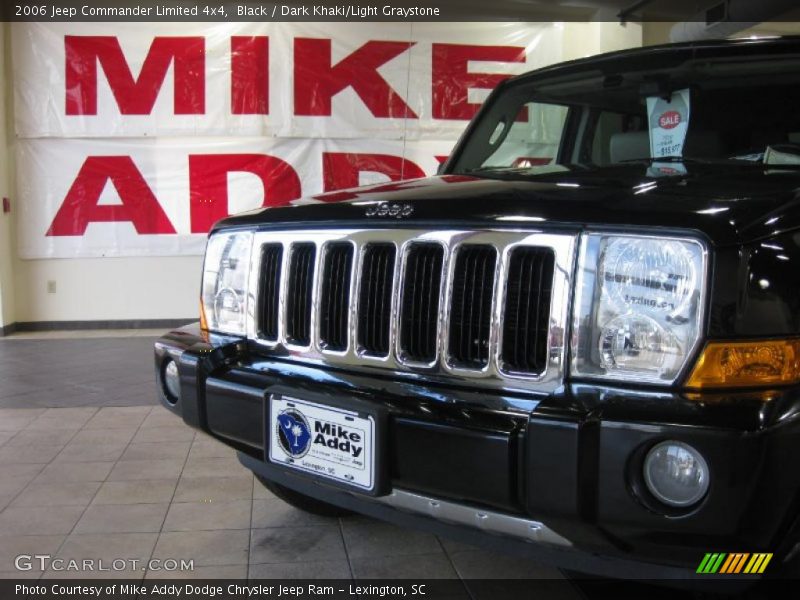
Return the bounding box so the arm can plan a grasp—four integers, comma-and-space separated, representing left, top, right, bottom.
365, 202, 414, 218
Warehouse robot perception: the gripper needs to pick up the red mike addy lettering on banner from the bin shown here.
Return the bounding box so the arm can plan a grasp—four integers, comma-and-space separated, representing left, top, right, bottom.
63, 35, 524, 121
45, 153, 452, 236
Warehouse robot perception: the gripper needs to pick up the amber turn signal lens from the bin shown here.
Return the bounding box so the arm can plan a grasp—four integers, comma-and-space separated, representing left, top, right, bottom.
199, 299, 208, 331
686, 339, 800, 389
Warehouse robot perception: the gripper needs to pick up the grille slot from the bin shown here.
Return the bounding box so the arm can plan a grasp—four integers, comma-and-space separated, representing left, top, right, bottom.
501, 247, 555, 374
258, 244, 283, 341
319, 243, 354, 352
285, 243, 316, 345
357, 243, 396, 356
400, 243, 445, 363
448, 245, 497, 368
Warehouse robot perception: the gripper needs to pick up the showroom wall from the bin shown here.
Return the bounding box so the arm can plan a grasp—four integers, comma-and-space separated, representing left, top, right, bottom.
0, 21, 642, 329
0, 24, 15, 332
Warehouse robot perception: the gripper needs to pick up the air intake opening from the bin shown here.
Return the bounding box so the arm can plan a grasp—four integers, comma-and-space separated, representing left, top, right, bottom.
258, 243, 283, 341
357, 243, 396, 357
448, 245, 497, 369
400, 243, 445, 364
285, 243, 316, 346
319, 243, 354, 352
501, 247, 555, 374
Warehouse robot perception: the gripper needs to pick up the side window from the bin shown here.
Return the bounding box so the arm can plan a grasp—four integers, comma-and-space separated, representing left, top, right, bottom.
483, 102, 569, 167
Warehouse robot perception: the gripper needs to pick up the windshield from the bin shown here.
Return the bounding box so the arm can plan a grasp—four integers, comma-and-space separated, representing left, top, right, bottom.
449, 51, 800, 174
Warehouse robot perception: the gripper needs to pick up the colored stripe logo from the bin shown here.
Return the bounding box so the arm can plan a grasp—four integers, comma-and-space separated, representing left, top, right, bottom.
697, 553, 772, 574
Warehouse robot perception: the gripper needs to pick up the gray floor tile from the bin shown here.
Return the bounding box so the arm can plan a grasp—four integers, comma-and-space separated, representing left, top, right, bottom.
0, 506, 85, 535
448, 549, 565, 579
252, 477, 278, 500
0, 569, 46, 579
0, 416, 36, 432
33, 461, 114, 483
0, 464, 45, 479
58, 530, 160, 562
250, 526, 346, 564
10, 481, 101, 507
74, 503, 169, 534
153, 530, 250, 567
69, 428, 137, 446
54, 443, 128, 463
108, 459, 184, 481
0, 417, 39, 431
120, 442, 191, 462
0, 338, 157, 410
249, 559, 351, 578
437, 537, 483, 555
0, 410, 46, 432
341, 520, 443, 558
42, 567, 145, 580
133, 426, 195, 444
146, 564, 247, 579
140, 410, 182, 429
25, 409, 97, 431
0, 535, 66, 572
163, 500, 252, 531
181, 456, 251, 479
173, 476, 253, 503
251, 498, 338, 529
350, 552, 458, 578
50, 532, 157, 579
83, 407, 151, 430
0, 408, 47, 420
0, 432, 15, 447
189, 435, 237, 459
5, 430, 78, 447
93, 479, 178, 505
0, 475, 37, 497
0, 445, 65, 464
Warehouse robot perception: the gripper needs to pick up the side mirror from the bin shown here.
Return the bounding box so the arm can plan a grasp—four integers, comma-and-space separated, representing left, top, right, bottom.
436, 160, 448, 175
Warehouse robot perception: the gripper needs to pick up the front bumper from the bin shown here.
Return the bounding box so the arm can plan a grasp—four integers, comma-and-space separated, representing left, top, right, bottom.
155, 324, 800, 581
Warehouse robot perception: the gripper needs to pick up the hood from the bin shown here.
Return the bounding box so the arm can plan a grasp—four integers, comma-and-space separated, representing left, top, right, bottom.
213, 163, 800, 247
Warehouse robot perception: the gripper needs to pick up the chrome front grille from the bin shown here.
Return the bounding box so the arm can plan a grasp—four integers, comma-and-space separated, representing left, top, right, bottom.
246, 229, 576, 395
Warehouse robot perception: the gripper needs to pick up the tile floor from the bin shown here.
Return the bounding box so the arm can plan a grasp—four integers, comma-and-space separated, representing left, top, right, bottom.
0, 332, 582, 596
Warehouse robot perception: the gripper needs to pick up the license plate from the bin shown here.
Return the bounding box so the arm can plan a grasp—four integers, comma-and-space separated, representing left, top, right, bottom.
268, 395, 375, 491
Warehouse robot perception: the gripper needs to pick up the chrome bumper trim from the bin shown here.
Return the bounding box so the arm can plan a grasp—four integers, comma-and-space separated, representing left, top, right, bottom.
374, 488, 572, 547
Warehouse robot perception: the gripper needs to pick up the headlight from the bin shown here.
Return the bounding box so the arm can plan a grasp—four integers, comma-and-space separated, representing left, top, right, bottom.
201, 231, 254, 336
571, 234, 706, 384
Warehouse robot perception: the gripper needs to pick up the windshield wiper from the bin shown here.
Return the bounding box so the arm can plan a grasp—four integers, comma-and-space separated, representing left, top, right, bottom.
464, 166, 532, 173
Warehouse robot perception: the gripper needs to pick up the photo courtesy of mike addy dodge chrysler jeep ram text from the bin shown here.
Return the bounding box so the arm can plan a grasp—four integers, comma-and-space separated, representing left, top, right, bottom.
155, 36, 800, 583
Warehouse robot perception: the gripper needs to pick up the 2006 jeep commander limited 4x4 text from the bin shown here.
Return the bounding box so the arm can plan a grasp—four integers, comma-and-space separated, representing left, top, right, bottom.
155, 37, 800, 581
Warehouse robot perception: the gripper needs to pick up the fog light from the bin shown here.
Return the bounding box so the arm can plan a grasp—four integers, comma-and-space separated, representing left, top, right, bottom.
643, 441, 709, 508
163, 359, 181, 404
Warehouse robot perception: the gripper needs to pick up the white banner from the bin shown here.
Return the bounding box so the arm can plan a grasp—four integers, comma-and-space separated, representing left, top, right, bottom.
12, 21, 564, 258
17, 137, 454, 258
